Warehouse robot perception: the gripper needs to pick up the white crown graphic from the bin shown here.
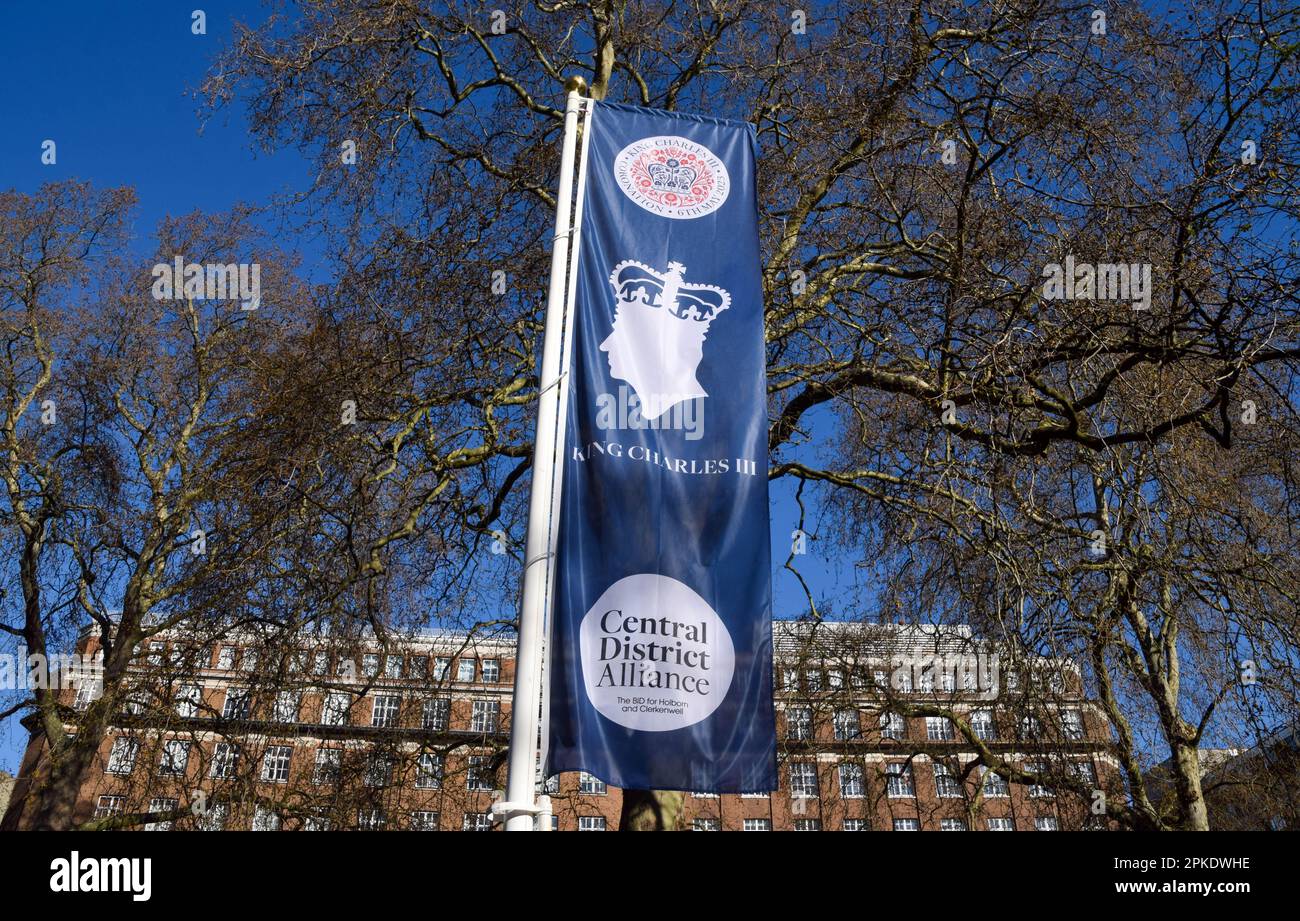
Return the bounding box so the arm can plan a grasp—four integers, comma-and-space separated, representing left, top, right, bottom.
608, 260, 731, 322
599, 259, 732, 422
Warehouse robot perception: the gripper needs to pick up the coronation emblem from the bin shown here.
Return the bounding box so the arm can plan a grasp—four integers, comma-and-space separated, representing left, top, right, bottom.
613, 135, 730, 219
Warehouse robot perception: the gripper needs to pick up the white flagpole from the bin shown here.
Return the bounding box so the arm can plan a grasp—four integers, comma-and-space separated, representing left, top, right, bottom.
498, 75, 589, 832
538, 93, 593, 806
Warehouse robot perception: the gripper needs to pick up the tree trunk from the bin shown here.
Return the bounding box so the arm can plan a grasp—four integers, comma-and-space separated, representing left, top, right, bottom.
1172, 741, 1210, 830
619, 789, 685, 831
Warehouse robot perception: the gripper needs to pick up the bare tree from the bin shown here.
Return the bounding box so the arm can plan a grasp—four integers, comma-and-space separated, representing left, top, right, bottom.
195, 0, 1300, 830
0, 185, 326, 829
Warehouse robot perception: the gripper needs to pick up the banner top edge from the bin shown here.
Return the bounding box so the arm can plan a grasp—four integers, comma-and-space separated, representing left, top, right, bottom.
592, 100, 756, 134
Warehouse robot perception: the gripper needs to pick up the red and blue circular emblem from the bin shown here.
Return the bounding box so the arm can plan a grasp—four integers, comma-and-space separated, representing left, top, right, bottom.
613, 135, 730, 219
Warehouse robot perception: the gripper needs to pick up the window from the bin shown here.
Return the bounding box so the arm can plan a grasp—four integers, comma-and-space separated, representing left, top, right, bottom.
242, 649, 259, 673
121, 690, 147, 716
274, 691, 300, 723
790, 762, 819, 799
358, 809, 386, 830
313, 749, 341, 785
312, 651, 328, 675
578, 816, 607, 832
981, 766, 1010, 798
145, 797, 178, 832
794, 819, 822, 831
434, 657, 451, 681
197, 802, 229, 831
833, 709, 861, 741
578, 772, 607, 795
926, 717, 955, 741
1074, 760, 1098, 787
1062, 709, 1084, 740
408, 656, 428, 679
786, 706, 812, 740
371, 694, 400, 728
940, 818, 967, 831
252, 806, 281, 831
1035, 815, 1059, 831
805, 669, 823, 692
782, 668, 799, 690
462, 812, 492, 831
987, 817, 1016, 831
73, 680, 101, 711
411, 811, 440, 831
384, 655, 403, 679
481, 658, 500, 683
422, 697, 450, 731
416, 753, 444, 789
1026, 762, 1052, 798
1019, 714, 1043, 740
692, 818, 721, 831
893, 818, 920, 831
467, 755, 494, 791
880, 712, 905, 741
304, 809, 331, 831
362, 654, 380, 677
158, 740, 190, 777
743, 819, 771, 831
971, 709, 996, 740
457, 658, 476, 682
106, 737, 139, 775
932, 763, 962, 798
94, 795, 124, 818
843, 819, 870, 831
261, 745, 292, 783
365, 752, 394, 788
147, 643, 164, 666
886, 763, 915, 798
828, 669, 844, 689
217, 646, 236, 670
471, 699, 500, 734
321, 692, 350, 726
839, 763, 865, 798
221, 688, 250, 720
210, 742, 239, 779
918, 668, 935, 692
175, 684, 201, 718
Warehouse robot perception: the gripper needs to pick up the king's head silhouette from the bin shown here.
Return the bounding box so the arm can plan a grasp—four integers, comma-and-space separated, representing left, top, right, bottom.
599, 260, 731, 421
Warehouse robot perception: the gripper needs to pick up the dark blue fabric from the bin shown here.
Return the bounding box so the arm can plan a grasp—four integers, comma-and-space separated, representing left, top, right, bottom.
545, 102, 775, 793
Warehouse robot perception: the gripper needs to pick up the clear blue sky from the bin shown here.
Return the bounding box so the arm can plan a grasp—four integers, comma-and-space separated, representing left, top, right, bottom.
0, 3, 859, 772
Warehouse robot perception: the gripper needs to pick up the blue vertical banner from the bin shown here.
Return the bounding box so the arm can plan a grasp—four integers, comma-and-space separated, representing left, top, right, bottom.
545, 102, 775, 793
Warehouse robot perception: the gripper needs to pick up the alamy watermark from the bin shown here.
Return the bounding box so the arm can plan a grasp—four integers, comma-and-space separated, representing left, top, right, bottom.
1, 646, 103, 693
1042, 255, 1152, 311
596, 384, 703, 441
151, 256, 261, 310
885, 652, 1001, 701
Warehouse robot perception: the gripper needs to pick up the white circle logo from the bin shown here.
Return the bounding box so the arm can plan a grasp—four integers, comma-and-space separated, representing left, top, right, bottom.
579, 573, 735, 731
613, 136, 730, 220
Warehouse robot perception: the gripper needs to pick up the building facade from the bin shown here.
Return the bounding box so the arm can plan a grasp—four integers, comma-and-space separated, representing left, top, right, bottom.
5, 622, 1120, 831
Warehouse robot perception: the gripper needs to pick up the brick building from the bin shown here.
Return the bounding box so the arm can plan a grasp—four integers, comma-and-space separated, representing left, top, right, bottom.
4, 621, 1119, 831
